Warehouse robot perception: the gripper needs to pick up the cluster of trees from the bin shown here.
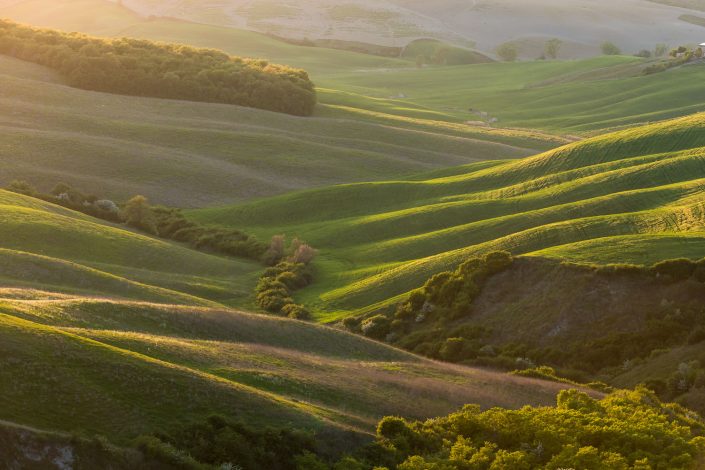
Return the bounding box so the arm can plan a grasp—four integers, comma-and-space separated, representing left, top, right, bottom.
136, 415, 320, 470
492, 39, 680, 62
124, 199, 267, 261
8, 180, 121, 222
342, 253, 705, 414
344, 252, 513, 346
492, 38, 572, 62
6, 181, 267, 262
0, 20, 317, 116
140, 389, 705, 469
363, 387, 705, 469
255, 236, 317, 320
642, 44, 702, 74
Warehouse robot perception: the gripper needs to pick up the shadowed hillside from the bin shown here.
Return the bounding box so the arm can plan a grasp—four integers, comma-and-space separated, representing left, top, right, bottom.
0, 290, 581, 448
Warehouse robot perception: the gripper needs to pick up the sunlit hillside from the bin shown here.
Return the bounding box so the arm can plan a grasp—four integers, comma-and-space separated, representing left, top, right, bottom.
2, 1, 705, 468
192, 113, 705, 319
0, 290, 582, 445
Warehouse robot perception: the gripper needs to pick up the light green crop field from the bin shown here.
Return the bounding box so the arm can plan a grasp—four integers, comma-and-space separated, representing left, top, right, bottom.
192, 113, 705, 320
0, 292, 577, 442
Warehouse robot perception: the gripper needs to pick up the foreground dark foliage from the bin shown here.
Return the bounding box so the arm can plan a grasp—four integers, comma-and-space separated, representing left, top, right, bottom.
139, 415, 318, 470
136, 389, 705, 469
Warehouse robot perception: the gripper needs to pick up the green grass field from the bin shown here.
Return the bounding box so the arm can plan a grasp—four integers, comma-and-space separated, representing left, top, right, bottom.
191, 113, 705, 320
0, 189, 263, 306
4, 0, 705, 210
0, 291, 578, 444
0, 54, 546, 207
3, 2, 705, 459
0, 184, 585, 445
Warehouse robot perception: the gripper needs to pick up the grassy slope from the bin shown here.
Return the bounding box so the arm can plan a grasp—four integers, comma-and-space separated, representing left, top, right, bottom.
0, 55, 541, 207
0, 189, 263, 306
0, 291, 577, 444
0, 1, 563, 207
192, 113, 705, 320
4, 1, 705, 208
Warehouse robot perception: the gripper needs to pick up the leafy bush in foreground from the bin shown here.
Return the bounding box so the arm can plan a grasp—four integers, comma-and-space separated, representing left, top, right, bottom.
0, 20, 316, 116
365, 388, 705, 470
151, 389, 705, 469
142, 415, 317, 470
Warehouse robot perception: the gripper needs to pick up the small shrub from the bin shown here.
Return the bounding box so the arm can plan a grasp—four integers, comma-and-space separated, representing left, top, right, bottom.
342, 316, 360, 331
121, 195, 157, 234
7, 180, 36, 196
439, 337, 468, 362
545, 38, 562, 59
281, 303, 311, 320
361, 315, 391, 340
601, 41, 621, 55
495, 42, 518, 62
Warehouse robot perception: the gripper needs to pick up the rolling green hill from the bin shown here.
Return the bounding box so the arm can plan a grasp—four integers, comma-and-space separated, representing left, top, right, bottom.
0, 189, 262, 306
401, 38, 492, 65
0, 54, 548, 207
0, 184, 586, 451
6, 1, 705, 210
0, 290, 580, 448
191, 113, 705, 320
7, 0, 702, 135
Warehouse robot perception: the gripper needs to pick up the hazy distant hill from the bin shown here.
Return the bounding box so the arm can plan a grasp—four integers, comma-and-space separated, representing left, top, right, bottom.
109, 0, 705, 57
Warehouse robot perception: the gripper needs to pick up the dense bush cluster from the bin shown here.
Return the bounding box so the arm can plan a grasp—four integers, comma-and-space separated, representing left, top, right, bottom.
129, 389, 705, 469
149, 205, 267, 261
120, 195, 268, 262
6, 181, 268, 262
137, 415, 318, 470
344, 252, 513, 346
344, 253, 705, 410
255, 259, 315, 320
643, 45, 704, 75
396, 251, 513, 323
0, 20, 316, 116
362, 388, 705, 469
8, 180, 121, 222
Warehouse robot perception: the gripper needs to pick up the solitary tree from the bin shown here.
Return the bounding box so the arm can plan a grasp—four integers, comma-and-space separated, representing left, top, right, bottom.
289, 243, 317, 265
263, 234, 286, 265
601, 41, 621, 56
545, 38, 563, 59
496, 42, 518, 62
121, 195, 156, 234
